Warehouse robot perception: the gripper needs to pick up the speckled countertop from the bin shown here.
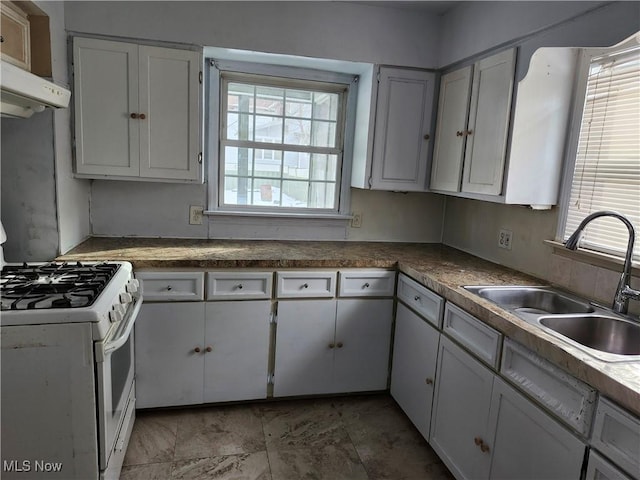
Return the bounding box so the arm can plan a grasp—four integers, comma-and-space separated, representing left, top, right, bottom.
59, 237, 640, 416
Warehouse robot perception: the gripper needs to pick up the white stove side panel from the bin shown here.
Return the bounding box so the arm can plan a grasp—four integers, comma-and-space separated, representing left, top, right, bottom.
1, 322, 99, 480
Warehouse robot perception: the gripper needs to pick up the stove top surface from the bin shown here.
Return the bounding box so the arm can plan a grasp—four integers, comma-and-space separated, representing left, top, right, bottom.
1, 262, 121, 311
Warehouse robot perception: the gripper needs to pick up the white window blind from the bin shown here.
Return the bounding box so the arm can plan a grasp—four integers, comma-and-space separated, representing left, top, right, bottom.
564, 45, 640, 263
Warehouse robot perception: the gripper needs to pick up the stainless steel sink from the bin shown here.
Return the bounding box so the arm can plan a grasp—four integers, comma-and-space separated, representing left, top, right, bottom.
464, 285, 640, 362
538, 315, 640, 356
464, 286, 594, 315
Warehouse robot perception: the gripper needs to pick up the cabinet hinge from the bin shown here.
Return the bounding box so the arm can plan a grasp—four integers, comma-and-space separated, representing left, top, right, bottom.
198, 152, 203, 164
269, 312, 277, 325
267, 373, 275, 385
376, 70, 381, 83
199, 71, 203, 84
368, 176, 373, 188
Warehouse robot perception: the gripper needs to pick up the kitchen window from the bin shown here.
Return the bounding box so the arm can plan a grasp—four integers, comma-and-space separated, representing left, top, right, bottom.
208, 60, 357, 218
559, 36, 640, 264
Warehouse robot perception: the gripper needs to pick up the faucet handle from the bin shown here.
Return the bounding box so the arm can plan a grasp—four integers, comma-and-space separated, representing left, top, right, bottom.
621, 285, 640, 301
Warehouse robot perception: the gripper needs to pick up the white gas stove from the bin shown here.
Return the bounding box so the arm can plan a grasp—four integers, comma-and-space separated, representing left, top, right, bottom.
0, 231, 141, 480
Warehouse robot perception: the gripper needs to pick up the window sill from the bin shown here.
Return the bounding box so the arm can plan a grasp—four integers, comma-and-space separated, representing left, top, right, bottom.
545, 239, 640, 277
204, 210, 352, 221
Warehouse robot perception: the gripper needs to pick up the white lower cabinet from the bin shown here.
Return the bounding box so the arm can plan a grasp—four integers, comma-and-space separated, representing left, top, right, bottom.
430, 334, 586, 480
390, 302, 440, 441
273, 298, 393, 397
430, 335, 494, 480
136, 302, 205, 408
204, 301, 271, 403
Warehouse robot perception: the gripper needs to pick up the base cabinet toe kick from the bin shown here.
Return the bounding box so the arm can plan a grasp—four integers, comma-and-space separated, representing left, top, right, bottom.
133, 269, 640, 480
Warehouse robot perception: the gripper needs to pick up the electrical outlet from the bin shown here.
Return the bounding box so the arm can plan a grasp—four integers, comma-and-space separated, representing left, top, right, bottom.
498, 229, 513, 250
351, 212, 362, 228
189, 206, 204, 225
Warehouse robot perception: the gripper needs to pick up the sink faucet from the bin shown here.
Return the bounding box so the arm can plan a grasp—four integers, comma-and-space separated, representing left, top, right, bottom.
565, 211, 640, 315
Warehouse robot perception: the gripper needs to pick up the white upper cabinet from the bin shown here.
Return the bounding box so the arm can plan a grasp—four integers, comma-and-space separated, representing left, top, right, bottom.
461, 49, 515, 195
351, 66, 436, 192
430, 47, 576, 209
73, 37, 202, 183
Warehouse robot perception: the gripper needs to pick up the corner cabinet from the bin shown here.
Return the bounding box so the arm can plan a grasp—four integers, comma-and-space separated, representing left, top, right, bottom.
351, 67, 436, 192
72, 37, 202, 183
430, 47, 577, 209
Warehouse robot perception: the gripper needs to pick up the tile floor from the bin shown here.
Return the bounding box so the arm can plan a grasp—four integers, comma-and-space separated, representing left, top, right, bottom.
121, 394, 454, 480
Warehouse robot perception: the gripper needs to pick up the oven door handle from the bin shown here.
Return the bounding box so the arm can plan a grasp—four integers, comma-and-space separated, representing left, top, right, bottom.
96, 295, 143, 362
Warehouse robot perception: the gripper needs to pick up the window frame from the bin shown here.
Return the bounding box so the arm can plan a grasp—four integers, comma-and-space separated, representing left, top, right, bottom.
556, 36, 640, 265
206, 59, 358, 218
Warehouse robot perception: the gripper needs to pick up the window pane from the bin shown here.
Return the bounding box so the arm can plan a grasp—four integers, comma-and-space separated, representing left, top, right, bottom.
311, 121, 337, 148
282, 180, 309, 207
224, 146, 254, 175
313, 92, 339, 121
286, 89, 312, 118
228, 83, 254, 112
283, 152, 310, 180
284, 118, 311, 146
255, 86, 284, 115
254, 115, 283, 143
227, 112, 254, 141
254, 149, 283, 178
309, 182, 335, 209
253, 178, 281, 206
310, 154, 337, 181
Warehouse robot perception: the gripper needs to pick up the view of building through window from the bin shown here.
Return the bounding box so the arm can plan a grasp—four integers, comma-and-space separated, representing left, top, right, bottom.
220, 77, 346, 211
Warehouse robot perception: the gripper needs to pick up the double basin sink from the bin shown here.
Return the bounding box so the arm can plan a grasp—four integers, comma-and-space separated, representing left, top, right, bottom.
464, 285, 640, 362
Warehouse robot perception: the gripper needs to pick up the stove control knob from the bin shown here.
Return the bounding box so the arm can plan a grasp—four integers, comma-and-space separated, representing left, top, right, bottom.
119, 292, 133, 304
126, 279, 140, 293
109, 310, 124, 322
112, 303, 126, 316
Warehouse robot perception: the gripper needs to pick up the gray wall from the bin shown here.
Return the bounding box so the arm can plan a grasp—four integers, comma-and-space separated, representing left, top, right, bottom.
439, 1, 639, 286
65, 0, 447, 242
0, 0, 90, 261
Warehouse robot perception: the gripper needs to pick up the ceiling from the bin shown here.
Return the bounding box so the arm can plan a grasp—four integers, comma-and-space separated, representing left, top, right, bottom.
345, 1, 462, 15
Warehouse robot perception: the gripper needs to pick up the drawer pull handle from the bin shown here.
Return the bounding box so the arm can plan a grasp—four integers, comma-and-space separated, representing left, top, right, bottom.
363, 283, 370, 288
328, 343, 335, 349
425, 378, 433, 385
336, 342, 343, 348
474, 437, 482, 446
206, 346, 213, 353
480, 443, 490, 453
167, 285, 172, 291
302, 283, 309, 289
456, 130, 464, 137
194, 346, 201, 353
237, 284, 243, 290
414, 295, 420, 301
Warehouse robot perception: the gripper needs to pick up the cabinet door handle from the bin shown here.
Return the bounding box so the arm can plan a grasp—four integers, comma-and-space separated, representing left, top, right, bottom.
166, 285, 172, 291
139, 113, 146, 120
336, 342, 343, 348
302, 283, 309, 289
328, 343, 335, 349
414, 295, 420, 302
206, 346, 213, 353
236, 284, 243, 290
425, 378, 433, 385
423, 134, 430, 140
130, 113, 138, 119
194, 346, 201, 353
363, 282, 370, 288
480, 442, 490, 453
465, 129, 473, 136
456, 131, 464, 137
474, 437, 482, 446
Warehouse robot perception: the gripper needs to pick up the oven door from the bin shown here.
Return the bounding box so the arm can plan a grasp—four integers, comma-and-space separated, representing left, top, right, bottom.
95, 295, 142, 471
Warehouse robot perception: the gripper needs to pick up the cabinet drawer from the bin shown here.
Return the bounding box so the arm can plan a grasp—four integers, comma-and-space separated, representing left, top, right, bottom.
338, 270, 395, 297
276, 271, 336, 298
136, 271, 204, 301
396, 274, 444, 327
501, 339, 597, 436
586, 451, 634, 480
443, 303, 501, 368
591, 397, 640, 478
206, 272, 273, 300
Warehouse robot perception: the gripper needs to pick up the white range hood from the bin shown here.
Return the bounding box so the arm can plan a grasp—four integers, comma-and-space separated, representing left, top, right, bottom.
1, 60, 71, 118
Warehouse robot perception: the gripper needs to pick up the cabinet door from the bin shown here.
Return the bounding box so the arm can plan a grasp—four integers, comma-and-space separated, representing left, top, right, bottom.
273, 300, 336, 397
461, 49, 516, 195
390, 303, 440, 441
430, 336, 493, 480
487, 378, 586, 479
135, 302, 205, 408
203, 301, 271, 403
138, 45, 201, 181
430, 66, 473, 192
370, 67, 435, 191
333, 298, 393, 393
73, 37, 140, 177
